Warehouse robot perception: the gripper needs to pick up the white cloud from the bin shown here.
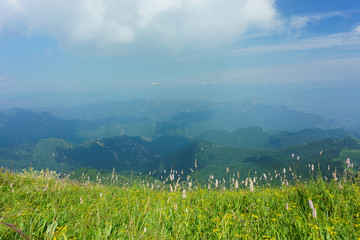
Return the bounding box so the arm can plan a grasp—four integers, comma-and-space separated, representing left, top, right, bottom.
289, 11, 345, 31
289, 16, 310, 30
0, 0, 281, 53
354, 24, 360, 34
234, 26, 360, 54
6, 0, 22, 11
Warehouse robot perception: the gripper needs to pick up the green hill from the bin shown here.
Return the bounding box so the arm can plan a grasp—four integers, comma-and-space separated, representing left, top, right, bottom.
0, 138, 74, 172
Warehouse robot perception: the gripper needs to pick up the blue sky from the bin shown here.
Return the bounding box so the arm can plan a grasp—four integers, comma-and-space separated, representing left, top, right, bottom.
0, 0, 360, 105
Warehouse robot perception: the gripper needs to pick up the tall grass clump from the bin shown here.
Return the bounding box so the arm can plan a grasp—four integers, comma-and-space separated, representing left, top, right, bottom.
0, 166, 359, 239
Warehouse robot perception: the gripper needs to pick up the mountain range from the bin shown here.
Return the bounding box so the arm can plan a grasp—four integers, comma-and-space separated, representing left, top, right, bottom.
0, 99, 345, 145
0, 100, 359, 181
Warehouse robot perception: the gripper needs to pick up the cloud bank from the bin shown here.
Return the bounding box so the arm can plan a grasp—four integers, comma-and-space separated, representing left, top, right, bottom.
0, 0, 281, 53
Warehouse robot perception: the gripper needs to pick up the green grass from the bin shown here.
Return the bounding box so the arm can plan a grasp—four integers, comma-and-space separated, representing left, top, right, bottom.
1, 167, 359, 240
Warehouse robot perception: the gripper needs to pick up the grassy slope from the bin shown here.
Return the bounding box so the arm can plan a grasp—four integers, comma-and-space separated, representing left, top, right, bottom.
0, 168, 359, 240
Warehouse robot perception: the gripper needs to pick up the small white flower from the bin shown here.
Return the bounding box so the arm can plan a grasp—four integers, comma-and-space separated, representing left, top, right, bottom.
249, 178, 254, 192
308, 199, 314, 209
346, 158, 351, 168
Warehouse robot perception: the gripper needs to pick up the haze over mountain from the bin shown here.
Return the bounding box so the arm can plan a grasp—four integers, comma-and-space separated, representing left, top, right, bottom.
2, 85, 360, 130
0, 100, 348, 146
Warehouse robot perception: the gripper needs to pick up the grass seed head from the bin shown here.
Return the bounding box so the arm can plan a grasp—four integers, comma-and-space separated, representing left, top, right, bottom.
308, 200, 314, 209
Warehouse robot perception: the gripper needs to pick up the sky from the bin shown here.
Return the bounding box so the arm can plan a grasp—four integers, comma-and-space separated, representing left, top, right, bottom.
0, 0, 360, 108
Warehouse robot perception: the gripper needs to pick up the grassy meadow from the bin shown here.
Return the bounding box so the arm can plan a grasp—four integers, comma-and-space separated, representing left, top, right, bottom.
0, 166, 360, 240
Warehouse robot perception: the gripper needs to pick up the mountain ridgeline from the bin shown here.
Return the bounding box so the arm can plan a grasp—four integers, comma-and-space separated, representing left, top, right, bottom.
1, 99, 343, 143
0, 100, 359, 181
